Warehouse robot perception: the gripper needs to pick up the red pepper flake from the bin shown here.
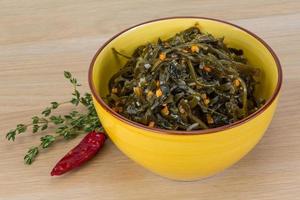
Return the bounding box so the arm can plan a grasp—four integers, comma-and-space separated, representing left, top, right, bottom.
112, 107, 123, 113
204, 98, 210, 106
182, 49, 188, 53
203, 66, 212, 72
200, 93, 207, 99
156, 88, 163, 97
207, 114, 214, 124
111, 87, 118, 94
148, 121, 155, 128
191, 45, 200, 53
159, 53, 166, 61
156, 80, 160, 88
147, 90, 154, 98
178, 105, 185, 114
161, 105, 170, 116
50, 131, 106, 176
164, 42, 170, 48
233, 79, 240, 87
133, 87, 142, 97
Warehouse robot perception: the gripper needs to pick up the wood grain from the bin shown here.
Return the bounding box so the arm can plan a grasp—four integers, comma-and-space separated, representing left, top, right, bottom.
0, 0, 300, 199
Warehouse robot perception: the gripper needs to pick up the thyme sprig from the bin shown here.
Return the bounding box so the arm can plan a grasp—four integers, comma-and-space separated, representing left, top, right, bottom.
6, 71, 101, 165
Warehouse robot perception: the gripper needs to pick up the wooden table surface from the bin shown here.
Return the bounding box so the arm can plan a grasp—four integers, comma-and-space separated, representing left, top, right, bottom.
1, 0, 300, 199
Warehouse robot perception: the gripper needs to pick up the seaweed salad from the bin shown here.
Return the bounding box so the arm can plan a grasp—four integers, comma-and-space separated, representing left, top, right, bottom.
106, 25, 265, 131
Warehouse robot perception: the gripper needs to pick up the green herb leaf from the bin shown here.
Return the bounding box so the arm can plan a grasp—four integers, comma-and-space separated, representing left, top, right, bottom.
6, 130, 16, 141
32, 125, 39, 133
32, 116, 39, 124
64, 115, 72, 120
64, 71, 72, 79
70, 98, 79, 106
41, 124, 48, 131
74, 90, 80, 99
51, 102, 59, 109
24, 147, 39, 165
80, 97, 88, 106
42, 107, 51, 117
70, 78, 77, 85
40, 135, 56, 148
50, 115, 64, 125
16, 124, 27, 134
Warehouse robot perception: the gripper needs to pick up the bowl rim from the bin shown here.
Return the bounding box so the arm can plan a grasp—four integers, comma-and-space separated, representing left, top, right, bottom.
88, 16, 282, 135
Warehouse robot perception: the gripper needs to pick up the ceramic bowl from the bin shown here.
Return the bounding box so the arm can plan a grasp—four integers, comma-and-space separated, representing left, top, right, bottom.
88, 17, 282, 181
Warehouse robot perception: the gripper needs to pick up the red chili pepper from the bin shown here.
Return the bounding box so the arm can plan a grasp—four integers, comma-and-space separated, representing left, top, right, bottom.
51, 131, 106, 176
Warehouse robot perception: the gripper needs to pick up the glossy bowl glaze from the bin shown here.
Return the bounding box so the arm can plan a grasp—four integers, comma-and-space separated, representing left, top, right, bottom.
89, 17, 282, 180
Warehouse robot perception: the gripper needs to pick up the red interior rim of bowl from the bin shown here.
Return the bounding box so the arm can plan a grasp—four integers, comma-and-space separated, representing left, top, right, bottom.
88, 16, 283, 135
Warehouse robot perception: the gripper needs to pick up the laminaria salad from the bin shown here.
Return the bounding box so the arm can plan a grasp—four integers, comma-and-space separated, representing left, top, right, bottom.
107, 25, 265, 131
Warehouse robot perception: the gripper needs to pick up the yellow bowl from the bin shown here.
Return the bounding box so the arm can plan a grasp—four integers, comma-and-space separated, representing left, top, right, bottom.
88, 17, 282, 181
